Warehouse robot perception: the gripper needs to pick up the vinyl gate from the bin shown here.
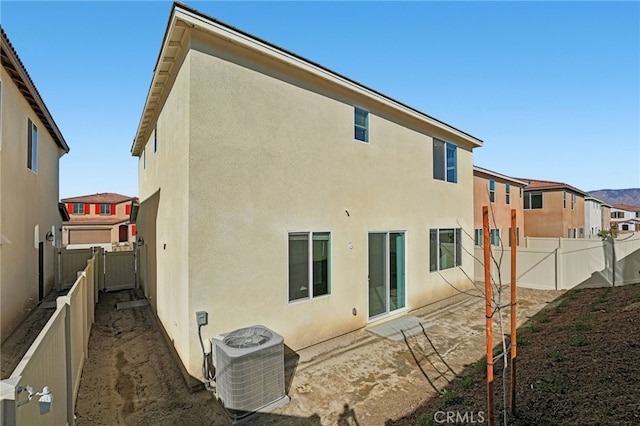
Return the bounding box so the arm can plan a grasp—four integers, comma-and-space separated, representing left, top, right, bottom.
58, 248, 136, 292
103, 251, 136, 291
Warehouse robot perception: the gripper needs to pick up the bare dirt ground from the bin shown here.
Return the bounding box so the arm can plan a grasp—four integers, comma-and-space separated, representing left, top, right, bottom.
74, 285, 562, 426
388, 283, 640, 426
14, 283, 636, 425
74, 290, 228, 425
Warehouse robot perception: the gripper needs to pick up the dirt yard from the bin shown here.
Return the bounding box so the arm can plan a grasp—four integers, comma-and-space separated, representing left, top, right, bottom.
7, 283, 638, 425
389, 283, 640, 426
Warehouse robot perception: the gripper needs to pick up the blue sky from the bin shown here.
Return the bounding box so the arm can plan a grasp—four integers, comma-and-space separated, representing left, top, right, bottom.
2, 1, 639, 198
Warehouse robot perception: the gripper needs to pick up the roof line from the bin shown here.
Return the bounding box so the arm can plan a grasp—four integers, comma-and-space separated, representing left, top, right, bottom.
132, 2, 482, 154
0, 26, 69, 153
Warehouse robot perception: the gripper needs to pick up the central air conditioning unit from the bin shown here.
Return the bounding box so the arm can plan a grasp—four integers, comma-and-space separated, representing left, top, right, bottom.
212, 325, 289, 418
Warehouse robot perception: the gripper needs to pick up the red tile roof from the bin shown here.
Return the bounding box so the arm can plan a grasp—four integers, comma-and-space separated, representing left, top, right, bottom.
61, 193, 137, 204
612, 204, 640, 212
518, 179, 589, 197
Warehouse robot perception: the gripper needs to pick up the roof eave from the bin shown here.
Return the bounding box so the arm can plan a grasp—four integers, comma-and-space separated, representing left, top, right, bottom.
132, 2, 482, 156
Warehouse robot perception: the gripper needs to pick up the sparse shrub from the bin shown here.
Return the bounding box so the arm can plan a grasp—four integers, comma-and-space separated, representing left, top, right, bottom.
570, 335, 589, 347
549, 350, 563, 362
517, 336, 531, 347
538, 376, 574, 394
537, 314, 550, 323
439, 389, 463, 406
458, 375, 477, 389
571, 322, 591, 332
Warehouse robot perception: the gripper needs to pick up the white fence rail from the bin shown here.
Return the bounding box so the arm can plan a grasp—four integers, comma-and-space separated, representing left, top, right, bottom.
474, 233, 640, 290
1, 255, 98, 426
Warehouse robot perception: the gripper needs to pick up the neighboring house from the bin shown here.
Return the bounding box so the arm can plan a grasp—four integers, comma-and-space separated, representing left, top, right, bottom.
131, 3, 482, 380
520, 179, 588, 238
61, 193, 138, 250
610, 204, 640, 233
0, 27, 70, 342
584, 197, 610, 237
473, 166, 526, 247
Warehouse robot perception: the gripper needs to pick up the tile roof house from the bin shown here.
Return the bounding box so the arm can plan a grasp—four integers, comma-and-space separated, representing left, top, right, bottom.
610, 204, 640, 233
61, 193, 138, 250
519, 179, 589, 238
473, 166, 527, 247
1, 26, 70, 341
131, 3, 483, 382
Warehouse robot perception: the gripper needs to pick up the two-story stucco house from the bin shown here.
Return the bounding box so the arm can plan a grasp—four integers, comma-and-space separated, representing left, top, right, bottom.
61, 193, 138, 250
1, 27, 70, 342
584, 197, 611, 237
473, 166, 526, 247
131, 3, 482, 381
610, 204, 640, 233
520, 179, 588, 239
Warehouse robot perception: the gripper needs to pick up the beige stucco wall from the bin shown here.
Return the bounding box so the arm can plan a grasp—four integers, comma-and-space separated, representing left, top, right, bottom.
1, 69, 63, 342
473, 174, 525, 245
524, 190, 586, 238
178, 33, 476, 377
137, 49, 191, 365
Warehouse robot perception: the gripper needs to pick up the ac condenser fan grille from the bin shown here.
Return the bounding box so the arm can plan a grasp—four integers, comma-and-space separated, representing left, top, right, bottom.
223, 326, 273, 348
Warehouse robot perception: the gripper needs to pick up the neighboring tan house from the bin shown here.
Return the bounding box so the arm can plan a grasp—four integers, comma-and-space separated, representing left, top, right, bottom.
520, 179, 588, 238
584, 197, 610, 237
61, 193, 138, 250
473, 166, 526, 247
610, 204, 640, 233
1, 27, 70, 342
131, 3, 483, 381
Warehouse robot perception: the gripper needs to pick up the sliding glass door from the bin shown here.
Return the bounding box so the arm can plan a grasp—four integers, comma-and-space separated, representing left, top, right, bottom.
368, 232, 405, 320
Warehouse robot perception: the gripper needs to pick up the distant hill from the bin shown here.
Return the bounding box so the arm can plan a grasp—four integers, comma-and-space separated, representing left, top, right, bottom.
589, 188, 640, 207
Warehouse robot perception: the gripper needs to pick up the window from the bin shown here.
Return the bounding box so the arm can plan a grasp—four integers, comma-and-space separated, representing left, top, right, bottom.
489, 180, 495, 203
568, 228, 572, 238
430, 228, 462, 272
508, 227, 520, 247
506, 184, 511, 205
571, 193, 576, 210
612, 211, 624, 219
433, 139, 457, 183
490, 229, 500, 246
563, 191, 567, 208
573, 228, 577, 238
100, 204, 111, 215
474, 229, 483, 246
520, 187, 523, 198
354, 107, 369, 142
524, 191, 543, 209
153, 124, 158, 153
579, 227, 584, 238
72, 203, 84, 215
288, 232, 331, 302
27, 119, 38, 172
636, 212, 640, 218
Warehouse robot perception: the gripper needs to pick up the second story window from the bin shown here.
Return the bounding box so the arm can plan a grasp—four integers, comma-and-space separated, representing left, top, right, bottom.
524, 191, 543, 210
571, 193, 576, 210
433, 139, 457, 183
27, 118, 38, 172
354, 107, 369, 143
506, 183, 511, 204
72, 203, 84, 215
563, 191, 567, 208
154, 124, 158, 153
489, 180, 495, 203
100, 204, 111, 215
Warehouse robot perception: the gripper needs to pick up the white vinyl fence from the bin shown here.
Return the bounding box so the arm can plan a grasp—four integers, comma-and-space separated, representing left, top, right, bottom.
1, 255, 97, 426
474, 233, 640, 290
